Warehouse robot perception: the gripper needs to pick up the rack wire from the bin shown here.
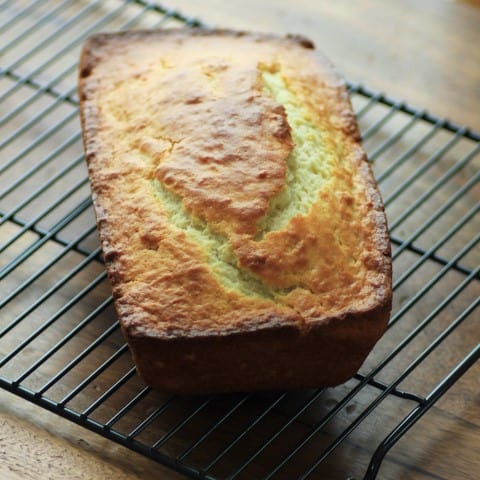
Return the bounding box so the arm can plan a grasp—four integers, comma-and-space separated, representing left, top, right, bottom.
0, 1, 479, 479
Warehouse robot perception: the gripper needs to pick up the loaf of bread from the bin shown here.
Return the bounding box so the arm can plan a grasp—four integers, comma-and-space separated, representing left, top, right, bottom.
78, 29, 392, 394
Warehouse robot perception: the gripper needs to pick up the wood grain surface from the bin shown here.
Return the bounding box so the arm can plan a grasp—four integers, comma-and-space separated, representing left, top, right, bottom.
0, 389, 183, 480
0, 1, 479, 480
169, 0, 480, 131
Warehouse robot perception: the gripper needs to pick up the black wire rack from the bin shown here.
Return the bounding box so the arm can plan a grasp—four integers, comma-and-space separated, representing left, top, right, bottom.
1, 1, 479, 479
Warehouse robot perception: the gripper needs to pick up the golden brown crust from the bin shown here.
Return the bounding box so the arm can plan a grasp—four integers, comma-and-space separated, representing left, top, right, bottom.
79, 29, 392, 393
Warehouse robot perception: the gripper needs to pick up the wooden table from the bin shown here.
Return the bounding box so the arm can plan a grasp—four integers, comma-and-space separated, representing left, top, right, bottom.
1, 1, 479, 479
171, 0, 480, 131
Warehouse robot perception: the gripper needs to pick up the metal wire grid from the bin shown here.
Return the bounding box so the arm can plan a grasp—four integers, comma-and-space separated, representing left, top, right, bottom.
0, 1, 478, 479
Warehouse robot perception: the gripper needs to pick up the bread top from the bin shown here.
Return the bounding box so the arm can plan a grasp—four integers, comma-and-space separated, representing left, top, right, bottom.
79, 29, 392, 339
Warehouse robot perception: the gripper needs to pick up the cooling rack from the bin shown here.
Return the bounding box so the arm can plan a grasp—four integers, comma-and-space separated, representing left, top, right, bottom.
1, 1, 479, 479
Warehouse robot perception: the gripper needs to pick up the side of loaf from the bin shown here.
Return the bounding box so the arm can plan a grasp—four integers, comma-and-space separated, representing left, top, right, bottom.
78, 29, 392, 394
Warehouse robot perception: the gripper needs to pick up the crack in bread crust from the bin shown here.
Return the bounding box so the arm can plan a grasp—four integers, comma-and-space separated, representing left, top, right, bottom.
147, 67, 345, 300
